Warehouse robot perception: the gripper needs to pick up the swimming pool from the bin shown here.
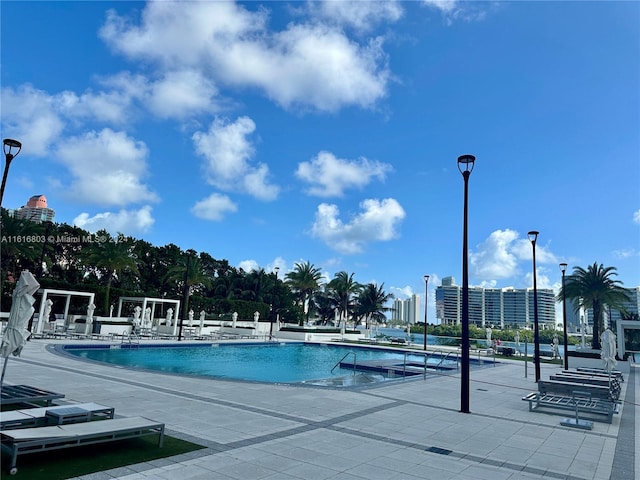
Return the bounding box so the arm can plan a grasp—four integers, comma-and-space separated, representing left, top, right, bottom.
58, 342, 463, 386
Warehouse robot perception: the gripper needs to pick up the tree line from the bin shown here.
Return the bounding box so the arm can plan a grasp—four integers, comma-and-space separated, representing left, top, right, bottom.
1, 211, 393, 326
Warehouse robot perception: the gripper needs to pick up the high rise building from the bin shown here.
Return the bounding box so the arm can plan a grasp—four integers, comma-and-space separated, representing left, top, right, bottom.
435, 278, 556, 329
391, 294, 421, 324
10, 195, 55, 223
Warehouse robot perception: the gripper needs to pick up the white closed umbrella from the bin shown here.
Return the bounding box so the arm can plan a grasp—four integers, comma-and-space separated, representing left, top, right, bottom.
600, 328, 617, 373
1, 270, 40, 385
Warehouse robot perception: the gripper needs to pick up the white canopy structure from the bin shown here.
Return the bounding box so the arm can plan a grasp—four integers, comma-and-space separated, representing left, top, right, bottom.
34, 289, 96, 334
116, 297, 181, 335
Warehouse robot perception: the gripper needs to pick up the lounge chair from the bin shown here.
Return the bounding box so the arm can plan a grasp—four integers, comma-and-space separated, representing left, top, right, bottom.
0, 385, 65, 407
0, 402, 115, 430
1, 416, 165, 475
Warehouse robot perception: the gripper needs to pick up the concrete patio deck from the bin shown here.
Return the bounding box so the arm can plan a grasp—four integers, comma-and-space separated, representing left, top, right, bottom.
2, 339, 637, 480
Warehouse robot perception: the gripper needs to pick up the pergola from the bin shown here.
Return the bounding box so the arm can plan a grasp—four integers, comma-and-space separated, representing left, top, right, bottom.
35, 289, 96, 334
116, 297, 181, 334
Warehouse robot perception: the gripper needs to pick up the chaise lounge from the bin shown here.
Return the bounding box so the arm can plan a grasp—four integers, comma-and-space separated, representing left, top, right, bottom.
0, 385, 65, 407
1, 416, 165, 475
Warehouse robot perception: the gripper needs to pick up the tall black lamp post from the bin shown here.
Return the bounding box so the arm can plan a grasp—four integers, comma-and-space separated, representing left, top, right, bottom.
178, 253, 192, 342
423, 275, 429, 351
269, 267, 279, 340
559, 263, 569, 370
1, 139, 22, 208
458, 154, 475, 414
528, 231, 541, 382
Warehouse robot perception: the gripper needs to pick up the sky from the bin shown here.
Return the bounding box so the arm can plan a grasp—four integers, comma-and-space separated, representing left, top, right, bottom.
1, 1, 639, 323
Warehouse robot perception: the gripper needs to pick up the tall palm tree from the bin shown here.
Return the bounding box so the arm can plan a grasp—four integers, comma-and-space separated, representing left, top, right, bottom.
355, 283, 394, 330
558, 262, 630, 350
83, 231, 140, 314
327, 271, 362, 329
165, 250, 212, 320
285, 261, 323, 324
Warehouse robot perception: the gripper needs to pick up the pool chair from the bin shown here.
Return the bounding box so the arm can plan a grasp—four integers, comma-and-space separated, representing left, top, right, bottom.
0, 402, 115, 430
1, 416, 165, 475
0, 385, 65, 407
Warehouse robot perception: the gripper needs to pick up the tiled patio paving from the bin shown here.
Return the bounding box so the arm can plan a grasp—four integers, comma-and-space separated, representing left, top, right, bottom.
2, 339, 637, 480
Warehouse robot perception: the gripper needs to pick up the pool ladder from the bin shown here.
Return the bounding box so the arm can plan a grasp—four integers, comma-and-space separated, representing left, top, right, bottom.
331, 351, 356, 375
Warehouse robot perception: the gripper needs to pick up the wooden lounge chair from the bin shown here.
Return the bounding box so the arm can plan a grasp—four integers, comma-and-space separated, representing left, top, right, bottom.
0, 385, 65, 407
1, 416, 164, 475
0, 403, 115, 430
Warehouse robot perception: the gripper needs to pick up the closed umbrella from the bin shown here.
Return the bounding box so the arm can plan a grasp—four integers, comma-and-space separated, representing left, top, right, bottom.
600, 328, 617, 373
1, 270, 40, 385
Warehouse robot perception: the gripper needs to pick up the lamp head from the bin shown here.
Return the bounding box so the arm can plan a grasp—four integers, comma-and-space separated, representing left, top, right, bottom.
3, 138, 22, 159
457, 154, 475, 175
559, 263, 568, 273
424, 275, 430, 283
527, 230, 539, 243
274, 266, 280, 276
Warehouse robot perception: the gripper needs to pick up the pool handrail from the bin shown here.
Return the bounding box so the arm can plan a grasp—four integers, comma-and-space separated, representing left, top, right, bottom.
331, 351, 356, 375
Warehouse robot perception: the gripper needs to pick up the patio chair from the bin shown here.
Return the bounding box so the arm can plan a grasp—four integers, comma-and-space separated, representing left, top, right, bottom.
1, 416, 164, 475
0, 385, 65, 407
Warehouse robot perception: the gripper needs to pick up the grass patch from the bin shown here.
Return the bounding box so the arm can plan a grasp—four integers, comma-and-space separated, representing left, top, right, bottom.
1, 434, 206, 479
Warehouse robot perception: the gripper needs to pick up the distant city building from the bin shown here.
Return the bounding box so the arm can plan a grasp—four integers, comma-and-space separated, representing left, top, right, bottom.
435, 278, 556, 329
391, 294, 421, 324
10, 195, 55, 223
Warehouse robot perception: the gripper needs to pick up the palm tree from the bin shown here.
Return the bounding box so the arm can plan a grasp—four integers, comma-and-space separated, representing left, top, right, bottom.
558, 262, 630, 350
165, 250, 212, 320
327, 271, 362, 329
285, 261, 323, 324
355, 283, 394, 330
82, 231, 140, 314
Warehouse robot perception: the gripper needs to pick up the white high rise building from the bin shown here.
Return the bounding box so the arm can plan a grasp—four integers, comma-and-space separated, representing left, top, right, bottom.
391, 295, 421, 324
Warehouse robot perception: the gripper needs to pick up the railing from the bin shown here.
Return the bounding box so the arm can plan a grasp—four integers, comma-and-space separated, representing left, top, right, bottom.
331, 351, 356, 375
121, 331, 140, 346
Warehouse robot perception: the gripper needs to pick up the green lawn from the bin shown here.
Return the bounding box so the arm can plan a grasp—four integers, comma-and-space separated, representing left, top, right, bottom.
1, 434, 206, 479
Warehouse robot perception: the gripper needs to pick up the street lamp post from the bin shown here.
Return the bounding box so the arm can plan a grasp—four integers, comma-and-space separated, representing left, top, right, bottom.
423, 275, 429, 351
1, 139, 22, 208
269, 267, 280, 340
458, 154, 475, 414
528, 231, 541, 382
178, 253, 192, 342
559, 263, 569, 370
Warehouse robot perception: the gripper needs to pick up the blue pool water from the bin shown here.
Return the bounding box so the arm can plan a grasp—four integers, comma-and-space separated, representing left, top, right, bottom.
61, 343, 459, 385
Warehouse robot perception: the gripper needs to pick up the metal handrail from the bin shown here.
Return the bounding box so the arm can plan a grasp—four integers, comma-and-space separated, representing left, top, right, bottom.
331, 351, 356, 374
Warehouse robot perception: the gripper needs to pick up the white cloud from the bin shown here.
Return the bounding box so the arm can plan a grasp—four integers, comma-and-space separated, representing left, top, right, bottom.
238, 259, 259, 273
193, 117, 279, 201
310, 198, 405, 254
1, 85, 65, 156
73, 205, 154, 235
55, 128, 157, 206
634, 209, 640, 224
99, 2, 390, 112
470, 229, 520, 280
390, 285, 414, 299
191, 193, 238, 221
421, 0, 487, 25
146, 70, 221, 119
612, 248, 639, 259
470, 229, 559, 286
308, 1, 404, 32
57, 89, 133, 124
296, 151, 392, 197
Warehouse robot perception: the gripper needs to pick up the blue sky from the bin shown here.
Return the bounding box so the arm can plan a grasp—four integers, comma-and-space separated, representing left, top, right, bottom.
1, 1, 639, 321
